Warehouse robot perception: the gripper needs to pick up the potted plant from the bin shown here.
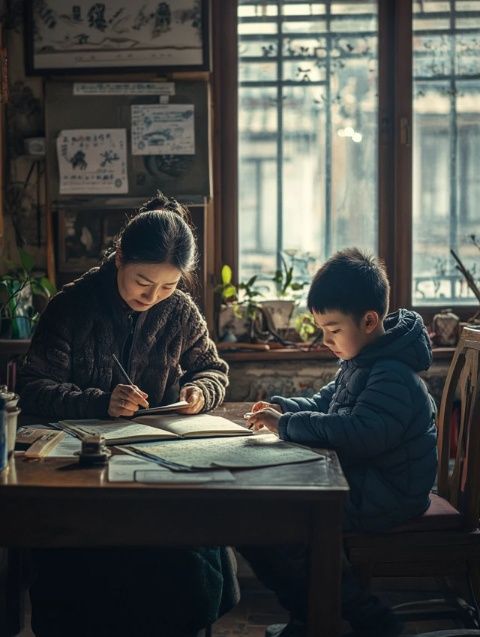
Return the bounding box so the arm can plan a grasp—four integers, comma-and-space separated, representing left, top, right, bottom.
215, 265, 264, 341
261, 253, 309, 331
293, 311, 321, 344
0, 249, 56, 339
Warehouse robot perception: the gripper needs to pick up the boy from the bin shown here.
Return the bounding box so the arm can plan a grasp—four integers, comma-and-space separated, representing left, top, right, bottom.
243, 248, 437, 637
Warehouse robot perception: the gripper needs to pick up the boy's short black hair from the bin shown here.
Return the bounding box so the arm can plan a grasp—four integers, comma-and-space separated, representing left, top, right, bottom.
307, 247, 390, 321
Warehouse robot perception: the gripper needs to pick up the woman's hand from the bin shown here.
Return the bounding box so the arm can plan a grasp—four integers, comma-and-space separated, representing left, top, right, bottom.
246, 407, 282, 434
178, 386, 205, 415
108, 384, 149, 418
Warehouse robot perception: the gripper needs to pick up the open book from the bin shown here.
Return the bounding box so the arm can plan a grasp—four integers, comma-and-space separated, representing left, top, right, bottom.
56, 414, 253, 445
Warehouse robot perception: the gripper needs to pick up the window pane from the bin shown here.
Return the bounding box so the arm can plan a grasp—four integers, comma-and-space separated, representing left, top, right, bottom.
238, 1, 378, 288
412, 0, 480, 306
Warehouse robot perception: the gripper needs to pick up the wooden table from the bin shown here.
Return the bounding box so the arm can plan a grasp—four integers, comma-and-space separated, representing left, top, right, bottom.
0, 402, 349, 637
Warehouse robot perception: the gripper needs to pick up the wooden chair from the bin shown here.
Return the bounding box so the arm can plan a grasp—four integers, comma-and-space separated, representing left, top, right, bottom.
345, 326, 480, 635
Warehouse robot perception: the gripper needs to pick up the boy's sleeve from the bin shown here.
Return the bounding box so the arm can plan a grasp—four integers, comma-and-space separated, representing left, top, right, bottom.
278, 362, 416, 459
271, 376, 337, 414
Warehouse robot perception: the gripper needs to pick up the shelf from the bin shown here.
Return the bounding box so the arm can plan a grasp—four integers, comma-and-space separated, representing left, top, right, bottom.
0, 339, 31, 355
220, 345, 455, 363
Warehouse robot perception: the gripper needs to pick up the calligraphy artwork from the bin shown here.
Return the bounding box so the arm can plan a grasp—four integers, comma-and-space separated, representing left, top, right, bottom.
56, 129, 128, 194
26, 1, 208, 73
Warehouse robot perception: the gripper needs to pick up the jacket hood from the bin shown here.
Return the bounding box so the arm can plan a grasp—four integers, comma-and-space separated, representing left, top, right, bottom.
354, 309, 432, 371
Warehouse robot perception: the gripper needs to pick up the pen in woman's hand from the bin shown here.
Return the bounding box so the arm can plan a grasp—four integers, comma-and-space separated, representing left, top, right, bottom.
112, 353, 134, 386
110, 354, 149, 416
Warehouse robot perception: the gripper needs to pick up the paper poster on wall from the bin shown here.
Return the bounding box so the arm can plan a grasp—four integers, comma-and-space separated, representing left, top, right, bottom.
57, 129, 128, 194
131, 104, 195, 155
73, 82, 175, 96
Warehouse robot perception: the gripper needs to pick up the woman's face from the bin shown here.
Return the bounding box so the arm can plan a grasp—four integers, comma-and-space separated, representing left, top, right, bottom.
115, 254, 182, 312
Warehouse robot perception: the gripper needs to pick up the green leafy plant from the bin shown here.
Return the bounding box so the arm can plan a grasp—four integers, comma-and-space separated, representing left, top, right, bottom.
215, 264, 263, 317
238, 274, 263, 318
0, 249, 56, 338
215, 264, 266, 341
294, 311, 319, 343
272, 254, 308, 298
215, 264, 238, 304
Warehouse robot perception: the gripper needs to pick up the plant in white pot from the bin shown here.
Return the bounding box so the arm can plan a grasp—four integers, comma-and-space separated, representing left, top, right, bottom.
261, 253, 309, 332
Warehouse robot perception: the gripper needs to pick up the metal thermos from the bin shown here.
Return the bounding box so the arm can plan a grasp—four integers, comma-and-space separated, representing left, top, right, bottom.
0, 386, 21, 458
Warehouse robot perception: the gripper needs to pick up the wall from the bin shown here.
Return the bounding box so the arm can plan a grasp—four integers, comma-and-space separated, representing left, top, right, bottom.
0, 2, 214, 289
1, 1, 46, 268
225, 357, 450, 407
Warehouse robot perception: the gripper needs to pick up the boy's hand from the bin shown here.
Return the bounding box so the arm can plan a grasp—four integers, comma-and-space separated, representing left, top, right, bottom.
246, 408, 282, 434
251, 400, 282, 413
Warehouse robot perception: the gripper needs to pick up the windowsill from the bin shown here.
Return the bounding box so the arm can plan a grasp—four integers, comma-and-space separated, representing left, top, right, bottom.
0, 339, 31, 354
219, 344, 455, 363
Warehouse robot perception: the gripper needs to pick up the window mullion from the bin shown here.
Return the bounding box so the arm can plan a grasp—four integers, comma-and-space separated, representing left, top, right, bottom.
276, 0, 283, 273
448, 0, 458, 303
378, 0, 396, 304
393, 0, 413, 311
325, 0, 332, 258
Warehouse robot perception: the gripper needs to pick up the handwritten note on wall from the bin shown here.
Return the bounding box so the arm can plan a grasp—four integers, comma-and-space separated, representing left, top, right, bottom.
131, 104, 195, 155
57, 129, 128, 194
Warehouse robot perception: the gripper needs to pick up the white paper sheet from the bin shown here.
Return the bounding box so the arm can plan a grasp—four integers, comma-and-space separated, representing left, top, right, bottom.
108, 455, 235, 483
57, 129, 128, 194
74, 82, 175, 96
48, 433, 82, 457
126, 434, 324, 470
131, 104, 195, 155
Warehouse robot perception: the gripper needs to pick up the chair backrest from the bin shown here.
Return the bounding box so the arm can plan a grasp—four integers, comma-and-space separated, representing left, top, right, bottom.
437, 326, 480, 529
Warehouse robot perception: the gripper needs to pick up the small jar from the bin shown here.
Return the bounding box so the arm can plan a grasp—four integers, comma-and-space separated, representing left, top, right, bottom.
0, 386, 20, 457
432, 308, 460, 347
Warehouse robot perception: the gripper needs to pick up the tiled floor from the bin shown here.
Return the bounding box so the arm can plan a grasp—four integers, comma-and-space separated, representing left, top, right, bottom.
17, 570, 473, 636
213, 573, 471, 636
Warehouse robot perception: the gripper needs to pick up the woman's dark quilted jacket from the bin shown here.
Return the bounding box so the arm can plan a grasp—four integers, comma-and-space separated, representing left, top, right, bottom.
17, 258, 237, 631
272, 309, 438, 532
18, 257, 229, 419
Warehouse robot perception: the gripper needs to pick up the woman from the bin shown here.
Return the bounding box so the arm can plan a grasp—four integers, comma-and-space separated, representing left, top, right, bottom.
19, 193, 228, 419
18, 192, 237, 637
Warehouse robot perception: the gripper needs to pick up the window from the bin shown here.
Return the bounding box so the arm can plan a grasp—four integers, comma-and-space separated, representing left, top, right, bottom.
213, 0, 480, 314
238, 1, 378, 285
412, 0, 480, 305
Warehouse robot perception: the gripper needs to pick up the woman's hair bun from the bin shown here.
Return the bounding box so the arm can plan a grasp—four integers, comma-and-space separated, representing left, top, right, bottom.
139, 190, 189, 222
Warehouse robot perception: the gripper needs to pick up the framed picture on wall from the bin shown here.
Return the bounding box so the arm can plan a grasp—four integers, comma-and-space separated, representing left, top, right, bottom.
57, 207, 129, 272
25, 1, 209, 75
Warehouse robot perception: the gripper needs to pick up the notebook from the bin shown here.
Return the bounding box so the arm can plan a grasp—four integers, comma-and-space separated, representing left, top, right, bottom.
56, 414, 253, 446
134, 400, 188, 416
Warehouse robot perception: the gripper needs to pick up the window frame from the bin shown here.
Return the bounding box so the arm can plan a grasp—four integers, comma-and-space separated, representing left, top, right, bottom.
211, 0, 478, 324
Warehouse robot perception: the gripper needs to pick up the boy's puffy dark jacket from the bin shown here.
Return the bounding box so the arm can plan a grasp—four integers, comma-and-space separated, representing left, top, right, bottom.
272, 309, 438, 532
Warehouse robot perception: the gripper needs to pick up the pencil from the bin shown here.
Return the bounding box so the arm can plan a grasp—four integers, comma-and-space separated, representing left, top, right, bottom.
112, 353, 134, 386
